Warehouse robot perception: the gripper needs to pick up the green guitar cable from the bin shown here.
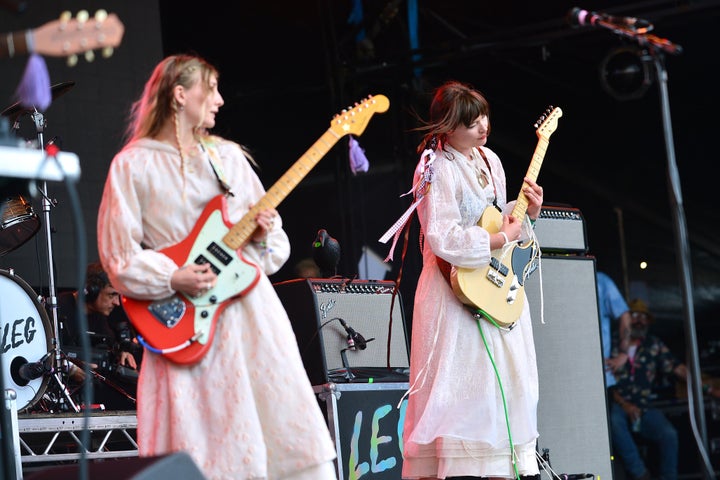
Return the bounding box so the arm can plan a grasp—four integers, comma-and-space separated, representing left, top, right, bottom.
474, 307, 521, 480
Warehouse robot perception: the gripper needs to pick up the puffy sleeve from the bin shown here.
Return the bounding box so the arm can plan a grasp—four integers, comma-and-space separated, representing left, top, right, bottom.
97, 147, 180, 299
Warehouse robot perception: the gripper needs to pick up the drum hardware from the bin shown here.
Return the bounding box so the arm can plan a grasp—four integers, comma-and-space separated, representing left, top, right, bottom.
29, 106, 81, 413
0, 81, 76, 126
0, 83, 82, 414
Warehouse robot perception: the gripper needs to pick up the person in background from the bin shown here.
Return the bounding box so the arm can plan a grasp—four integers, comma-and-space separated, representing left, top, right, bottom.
96, 54, 336, 479
399, 80, 544, 479
609, 298, 718, 480
294, 257, 321, 278
57, 261, 139, 409
596, 271, 632, 388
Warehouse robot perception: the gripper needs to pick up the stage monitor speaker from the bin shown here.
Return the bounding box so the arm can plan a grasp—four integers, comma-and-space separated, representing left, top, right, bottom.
24, 451, 206, 479
525, 256, 614, 480
274, 278, 409, 386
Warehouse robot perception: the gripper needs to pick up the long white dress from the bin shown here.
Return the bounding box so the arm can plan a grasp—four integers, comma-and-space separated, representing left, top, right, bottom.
401, 145, 539, 479
97, 137, 337, 479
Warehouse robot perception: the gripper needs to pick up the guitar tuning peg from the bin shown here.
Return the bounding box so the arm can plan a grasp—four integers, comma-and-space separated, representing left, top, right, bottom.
67, 54, 78, 67
76, 9, 89, 27
102, 46, 114, 59
94, 9, 108, 23
85, 50, 95, 63
59, 10, 72, 29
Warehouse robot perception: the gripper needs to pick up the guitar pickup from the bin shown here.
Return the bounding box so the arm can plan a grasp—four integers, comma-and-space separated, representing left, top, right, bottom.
194, 255, 220, 275
489, 257, 509, 277
207, 241, 232, 266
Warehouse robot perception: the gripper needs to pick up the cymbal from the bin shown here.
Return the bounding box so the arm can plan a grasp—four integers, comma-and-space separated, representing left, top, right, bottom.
0, 81, 76, 119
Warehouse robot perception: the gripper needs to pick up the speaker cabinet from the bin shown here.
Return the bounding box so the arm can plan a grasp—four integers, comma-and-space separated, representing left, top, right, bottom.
525, 256, 614, 480
24, 451, 206, 479
274, 278, 409, 386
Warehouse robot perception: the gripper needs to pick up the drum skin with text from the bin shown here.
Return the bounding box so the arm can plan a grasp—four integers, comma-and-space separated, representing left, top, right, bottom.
0, 269, 52, 411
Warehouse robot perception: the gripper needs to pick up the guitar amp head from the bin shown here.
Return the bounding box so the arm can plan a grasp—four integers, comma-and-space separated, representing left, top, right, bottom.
534, 205, 588, 254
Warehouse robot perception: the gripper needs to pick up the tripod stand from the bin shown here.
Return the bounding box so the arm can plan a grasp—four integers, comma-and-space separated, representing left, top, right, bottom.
25, 108, 79, 413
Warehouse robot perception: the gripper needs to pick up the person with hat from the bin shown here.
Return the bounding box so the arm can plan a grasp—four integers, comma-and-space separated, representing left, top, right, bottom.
609, 298, 707, 480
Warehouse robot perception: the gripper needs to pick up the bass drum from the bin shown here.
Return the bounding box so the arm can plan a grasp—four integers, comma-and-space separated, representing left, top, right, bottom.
0, 269, 52, 411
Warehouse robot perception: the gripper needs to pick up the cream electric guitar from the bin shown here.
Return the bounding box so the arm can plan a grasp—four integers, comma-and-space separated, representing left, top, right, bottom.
0, 10, 124, 62
450, 106, 562, 326
123, 95, 390, 365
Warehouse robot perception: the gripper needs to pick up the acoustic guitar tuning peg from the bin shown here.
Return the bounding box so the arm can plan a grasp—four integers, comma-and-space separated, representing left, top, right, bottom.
67, 54, 78, 67
84, 50, 95, 63
76, 10, 89, 27
94, 9, 108, 24
102, 46, 114, 59
59, 10, 72, 30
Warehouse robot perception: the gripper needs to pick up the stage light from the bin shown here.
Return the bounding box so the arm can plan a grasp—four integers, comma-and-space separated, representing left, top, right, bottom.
599, 46, 653, 100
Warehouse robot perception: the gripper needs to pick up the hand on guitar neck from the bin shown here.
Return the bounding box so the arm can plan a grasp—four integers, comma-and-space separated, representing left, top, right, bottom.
491, 174, 543, 250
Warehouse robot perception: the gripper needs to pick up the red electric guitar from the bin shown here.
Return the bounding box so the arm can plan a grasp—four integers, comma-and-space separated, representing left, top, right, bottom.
123, 94, 390, 365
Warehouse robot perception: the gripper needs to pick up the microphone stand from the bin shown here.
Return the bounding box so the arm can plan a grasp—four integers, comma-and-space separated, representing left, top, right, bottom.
29, 109, 80, 413
340, 348, 355, 381
607, 23, 714, 480
651, 51, 713, 480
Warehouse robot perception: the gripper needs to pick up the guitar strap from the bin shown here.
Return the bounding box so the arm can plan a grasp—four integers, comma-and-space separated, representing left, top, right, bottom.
199, 140, 235, 197
476, 147, 500, 210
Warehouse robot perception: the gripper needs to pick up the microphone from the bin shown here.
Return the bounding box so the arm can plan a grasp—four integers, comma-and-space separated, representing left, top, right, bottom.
567, 7, 652, 32
558, 474, 594, 480
18, 352, 52, 382
337, 318, 368, 350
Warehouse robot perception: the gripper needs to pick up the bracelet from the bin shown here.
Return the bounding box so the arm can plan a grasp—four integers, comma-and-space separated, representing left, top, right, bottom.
499, 232, 509, 245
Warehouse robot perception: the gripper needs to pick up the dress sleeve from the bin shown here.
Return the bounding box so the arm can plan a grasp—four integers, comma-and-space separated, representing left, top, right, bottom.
97, 150, 179, 300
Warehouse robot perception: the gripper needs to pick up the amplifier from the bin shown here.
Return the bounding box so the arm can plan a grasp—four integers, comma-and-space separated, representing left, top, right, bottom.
274, 278, 409, 386
533, 205, 588, 253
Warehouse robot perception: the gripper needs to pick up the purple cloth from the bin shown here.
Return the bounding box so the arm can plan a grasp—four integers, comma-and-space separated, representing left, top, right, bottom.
349, 136, 369, 174
15, 54, 51, 110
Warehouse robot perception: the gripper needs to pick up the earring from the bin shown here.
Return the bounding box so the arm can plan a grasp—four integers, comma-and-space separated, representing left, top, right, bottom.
179, 104, 184, 111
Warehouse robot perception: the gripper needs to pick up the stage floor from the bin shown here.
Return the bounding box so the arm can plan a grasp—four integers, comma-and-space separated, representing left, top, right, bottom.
16, 410, 138, 475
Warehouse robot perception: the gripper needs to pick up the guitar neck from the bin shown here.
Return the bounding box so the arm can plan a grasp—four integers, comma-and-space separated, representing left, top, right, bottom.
223, 128, 342, 250
511, 136, 549, 221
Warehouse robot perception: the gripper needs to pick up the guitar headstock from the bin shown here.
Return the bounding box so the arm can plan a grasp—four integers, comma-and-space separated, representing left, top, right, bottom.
32, 9, 125, 66
534, 106, 563, 141
329, 94, 390, 137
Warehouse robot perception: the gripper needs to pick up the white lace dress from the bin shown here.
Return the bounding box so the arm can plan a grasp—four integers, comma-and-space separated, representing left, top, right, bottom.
401, 145, 539, 479
97, 137, 337, 479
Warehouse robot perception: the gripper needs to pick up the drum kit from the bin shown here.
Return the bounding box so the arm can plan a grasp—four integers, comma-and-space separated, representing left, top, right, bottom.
0, 82, 136, 414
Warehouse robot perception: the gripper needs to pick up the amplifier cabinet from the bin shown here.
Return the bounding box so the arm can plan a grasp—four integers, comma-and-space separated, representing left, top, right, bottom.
525, 256, 613, 480
315, 382, 408, 480
274, 278, 409, 386
534, 206, 588, 254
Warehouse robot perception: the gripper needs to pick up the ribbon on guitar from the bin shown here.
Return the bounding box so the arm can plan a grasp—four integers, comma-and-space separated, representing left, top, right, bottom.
378, 148, 435, 261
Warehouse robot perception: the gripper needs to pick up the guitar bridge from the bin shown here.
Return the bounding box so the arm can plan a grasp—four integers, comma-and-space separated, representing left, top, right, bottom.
148, 296, 187, 328
486, 269, 505, 287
